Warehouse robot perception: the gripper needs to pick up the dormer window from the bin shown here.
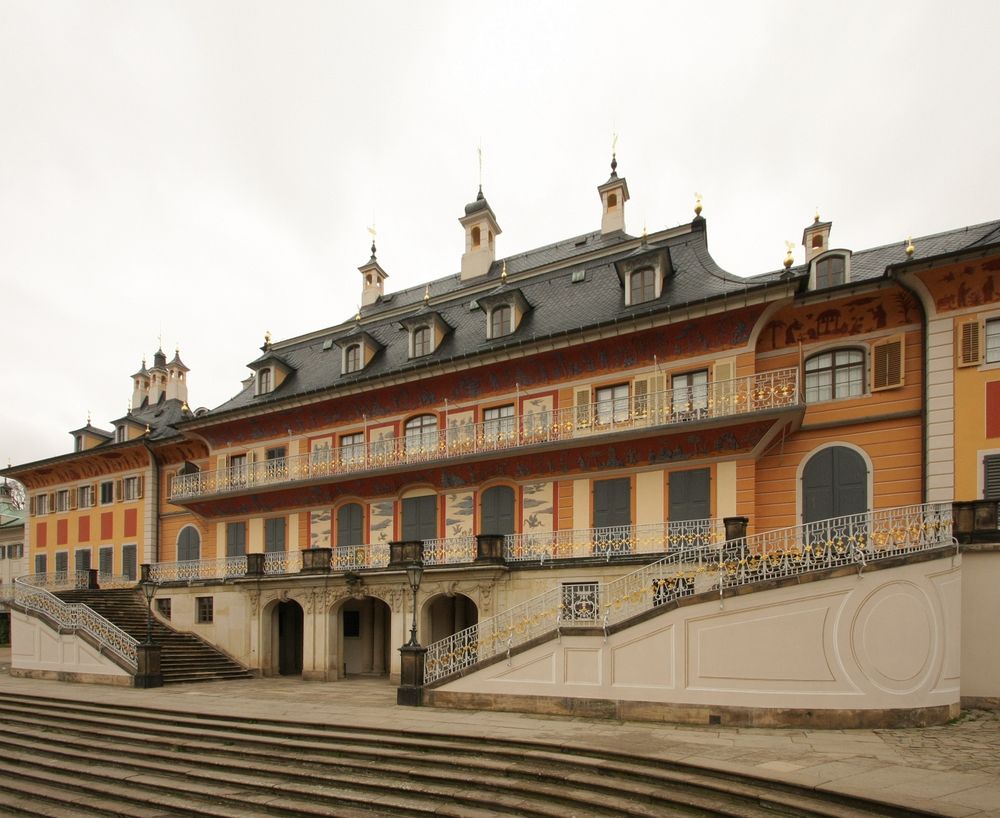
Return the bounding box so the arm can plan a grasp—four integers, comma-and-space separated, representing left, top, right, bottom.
74, 435, 83, 452
412, 326, 431, 357
114, 425, 127, 443
345, 344, 361, 373
629, 267, 656, 305
810, 251, 851, 290
490, 305, 512, 339
257, 367, 272, 395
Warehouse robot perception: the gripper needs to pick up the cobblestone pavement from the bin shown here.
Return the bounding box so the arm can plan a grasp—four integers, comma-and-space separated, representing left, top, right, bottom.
0, 659, 998, 817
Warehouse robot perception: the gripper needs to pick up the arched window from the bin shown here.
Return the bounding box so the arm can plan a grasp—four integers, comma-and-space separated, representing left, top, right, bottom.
258, 368, 272, 394
629, 268, 656, 305
177, 526, 201, 562
480, 485, 515, 536
802, 446, 868, 524
405, 414, 438, 454
804, 349, 864, 402
412, 326, 431, 357
471, 226, 481, 247
490, 305, 511, 338
607, 192, 618, 209
814, 254, 846, 288
812, 234, 824, 249
337, 502, 364, 547
345, 344, 361, 373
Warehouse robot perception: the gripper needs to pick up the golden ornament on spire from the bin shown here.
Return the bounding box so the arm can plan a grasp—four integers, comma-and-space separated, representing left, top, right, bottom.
264, 330, 272, 346
694, 193, 703, 217
355, 306, 362, 322
905, 236, 915, 257
814, 207, 821, 224
423, 284, 430, 305
501, 260, 507, 283
783, 241, 795, 269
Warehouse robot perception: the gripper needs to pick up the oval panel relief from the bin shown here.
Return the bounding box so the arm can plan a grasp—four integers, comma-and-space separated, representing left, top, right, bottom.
851, 582, 935, 694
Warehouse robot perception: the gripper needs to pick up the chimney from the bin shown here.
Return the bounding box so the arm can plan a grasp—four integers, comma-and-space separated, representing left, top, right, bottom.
597, 153, 629, 234
459, 187, 501, 281
802, 211, 832, 263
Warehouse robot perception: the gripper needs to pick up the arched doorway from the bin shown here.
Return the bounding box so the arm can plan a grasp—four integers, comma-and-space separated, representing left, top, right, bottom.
423, 593, 479, 644
480, 485, 515, 536
802, 445, 868, 524
274, 600, 303, 675
337, 597, 392, 677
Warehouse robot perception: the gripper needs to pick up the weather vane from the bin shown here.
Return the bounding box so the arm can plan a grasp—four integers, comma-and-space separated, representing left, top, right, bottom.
477, 144, 483, 189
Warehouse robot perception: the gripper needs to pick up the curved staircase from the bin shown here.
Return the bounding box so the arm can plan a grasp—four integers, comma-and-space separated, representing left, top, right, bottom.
54, 589, 252, 684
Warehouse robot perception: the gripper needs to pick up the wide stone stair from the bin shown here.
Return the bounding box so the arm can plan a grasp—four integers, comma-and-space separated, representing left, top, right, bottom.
0, 691, 937, 818
55, 589, 253, 684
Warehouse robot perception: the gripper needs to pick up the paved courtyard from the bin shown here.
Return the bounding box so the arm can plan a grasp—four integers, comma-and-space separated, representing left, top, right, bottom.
0, 647, 998, 816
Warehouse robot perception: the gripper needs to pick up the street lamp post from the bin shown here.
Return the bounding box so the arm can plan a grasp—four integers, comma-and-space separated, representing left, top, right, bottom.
141, 576, 157, 645
397, 558, 426, 706
136, 564, 163, 688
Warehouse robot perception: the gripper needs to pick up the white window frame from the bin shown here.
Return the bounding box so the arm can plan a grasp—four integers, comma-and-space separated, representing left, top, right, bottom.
123, 475, 141, 502
804, 347, 866, 403
489, 305, 512, 339
256, 368, 272, 395
986, 317, 1000, 364
627, 267, 657, 305
35, 493, 50, 515
595, 384, 630, 424
99, 480, 115, 506
55, 489, 71, 513
78, 484, 94, 509
344, 343, 362, 373
411, 326, 432, 358
809, 250, 851, 290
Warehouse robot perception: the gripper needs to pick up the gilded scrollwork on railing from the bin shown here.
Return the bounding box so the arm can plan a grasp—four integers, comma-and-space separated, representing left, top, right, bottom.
170, 369, 800, 501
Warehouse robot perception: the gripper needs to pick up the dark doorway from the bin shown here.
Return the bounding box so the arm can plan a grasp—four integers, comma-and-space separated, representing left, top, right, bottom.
802, 446, 868, 524
480, 485, 515, 535
276, 600, 303, 675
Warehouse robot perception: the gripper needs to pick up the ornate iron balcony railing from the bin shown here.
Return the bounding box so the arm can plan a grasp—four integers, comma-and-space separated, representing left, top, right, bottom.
13, 573, 138, 668
169, 369, 800, 501
423, 502, 955, 684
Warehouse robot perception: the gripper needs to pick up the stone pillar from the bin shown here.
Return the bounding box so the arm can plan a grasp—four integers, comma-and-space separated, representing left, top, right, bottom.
475, 534, 506, 564
300, 547, 332, 574
389, 540, 423, 568
372, 599, 385, 674
135, 643, 163, 688
397, 644, 426, 706
245, 553, 265, 577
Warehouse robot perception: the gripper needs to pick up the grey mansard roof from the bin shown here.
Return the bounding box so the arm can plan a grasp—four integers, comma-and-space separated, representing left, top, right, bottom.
203, 215, 1000, 420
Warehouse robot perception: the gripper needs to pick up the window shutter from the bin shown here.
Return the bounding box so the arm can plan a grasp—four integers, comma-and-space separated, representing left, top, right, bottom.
872, 335, 905, 391
633, 379, 649, 417
985, 455, 1000, 500
48, 492, 55, 511
29, 495, 35, 515
575, 388, 592, 428
115, 480, 123, 502
69, 489, 78, 511
713, 359, 735, 414
957, 319, 982, 367
136, 475, 144, 499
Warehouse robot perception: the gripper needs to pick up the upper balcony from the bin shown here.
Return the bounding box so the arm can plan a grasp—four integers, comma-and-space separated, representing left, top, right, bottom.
169, 368, 801, 504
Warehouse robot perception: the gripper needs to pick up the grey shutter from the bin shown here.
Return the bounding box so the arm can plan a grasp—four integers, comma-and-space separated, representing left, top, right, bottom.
402, 495, 437, 540
336, 504, 364, 547
121, 544, 137, 581
481, 486, 516, 535
178, 528, 201, 561
99, 546, 113, 576
265, 518, 287, 552
984, 455, 1000, 500
803, 446, 868, 524
669, 469, 711, 521
594, 478, 630, 528
226, 522, 247, 557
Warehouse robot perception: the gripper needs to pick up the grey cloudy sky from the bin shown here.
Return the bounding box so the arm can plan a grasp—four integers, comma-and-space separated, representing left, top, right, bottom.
2, 1, 998, 467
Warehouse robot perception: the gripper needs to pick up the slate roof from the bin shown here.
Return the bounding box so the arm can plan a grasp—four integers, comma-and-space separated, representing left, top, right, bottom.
201, 216, 1000, 421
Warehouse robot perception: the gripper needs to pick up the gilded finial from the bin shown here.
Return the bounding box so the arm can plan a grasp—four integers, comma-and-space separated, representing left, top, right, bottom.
784, 241, 795, 269
694, 192, 703, 217
87, 410, 91, 425
355, 306, 362, 322
501, 260, 507, 283
610, 132, 618, 176
264, 330, 272, 349
814, 207, 820, 224
423, 284, 430, 305
367, 224, 377, 258
127, 399, 132, 414
905, 236, 915, 257
181, 402, 190, 413
144, 424, 150, 435
642, 223, 648, 242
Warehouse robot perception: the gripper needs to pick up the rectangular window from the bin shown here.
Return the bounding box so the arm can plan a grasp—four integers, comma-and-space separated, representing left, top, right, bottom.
35, 494, 50, 515
54, 551, 68, 580
226, 522, 247, 557
55, 490, 70, 513
98, 546, 113, 577
561, 582, 599, 622
8, 543, 23, 559
75, 549, 91, 572
121, 544, 137, 581
123, 476, 142, 501
987, 319, 1000, 364
263, 447, 286, 481
340, 432, 365, 467
595, 384, 630, 425
669, 468, 711, 522
100, 481, 114, 505
985, 454, 1000, 500
805, 350, 864, 403
264, 517, 286, 553
196, 596, 214, 624
156, 598, 172, 620
483, 404, 515, 440
114, 425, 127, 443
35, 554, 47, 574
593, 477, 631, 529
401, 494, 437, 541
0, 546, 5, 560
672, 370, 709, 415
229, 454, 248, 486
78, 484, 94, 509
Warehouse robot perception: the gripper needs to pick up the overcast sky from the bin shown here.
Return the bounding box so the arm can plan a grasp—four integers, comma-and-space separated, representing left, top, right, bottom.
2, 1, 998, 468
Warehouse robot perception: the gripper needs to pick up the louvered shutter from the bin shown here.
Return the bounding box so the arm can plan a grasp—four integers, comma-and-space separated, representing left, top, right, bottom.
713, 359, 735, 415
872, 335, 905, 391
957, 319, 982, 367
136, 475, 144, 499
575, 387, 592, 428
69, 489, 78, 511
29, 495, 35, 515
633, 379, 649, 418
114, 480, 123, 502
985, 455, 1000, 500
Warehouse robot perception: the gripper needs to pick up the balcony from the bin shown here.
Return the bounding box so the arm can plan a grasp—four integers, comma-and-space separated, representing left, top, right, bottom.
169, 369, 800, 503
146, 518, 727, 583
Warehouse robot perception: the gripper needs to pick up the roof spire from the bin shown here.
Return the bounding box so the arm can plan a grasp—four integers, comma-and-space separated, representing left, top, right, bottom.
784, 240, 795, 269
610, 132, 618, 178
367, 224, 377, 259
500, 260, 507, 284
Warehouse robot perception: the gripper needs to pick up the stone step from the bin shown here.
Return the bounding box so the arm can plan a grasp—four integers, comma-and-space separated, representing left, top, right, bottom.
0, 694, 911, 818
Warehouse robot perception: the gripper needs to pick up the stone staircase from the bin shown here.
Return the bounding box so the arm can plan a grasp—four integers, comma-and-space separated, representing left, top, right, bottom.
0, 691, 934, 817
55, 589, 252, 685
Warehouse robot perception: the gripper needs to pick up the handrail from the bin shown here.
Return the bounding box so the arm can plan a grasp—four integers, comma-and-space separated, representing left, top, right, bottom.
423, 502, 954, 684
170, 369, 800, 501
13, 574, 139, 668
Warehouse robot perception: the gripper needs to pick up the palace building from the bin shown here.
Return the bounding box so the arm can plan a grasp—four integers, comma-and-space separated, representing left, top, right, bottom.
5, 158, 999, 725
